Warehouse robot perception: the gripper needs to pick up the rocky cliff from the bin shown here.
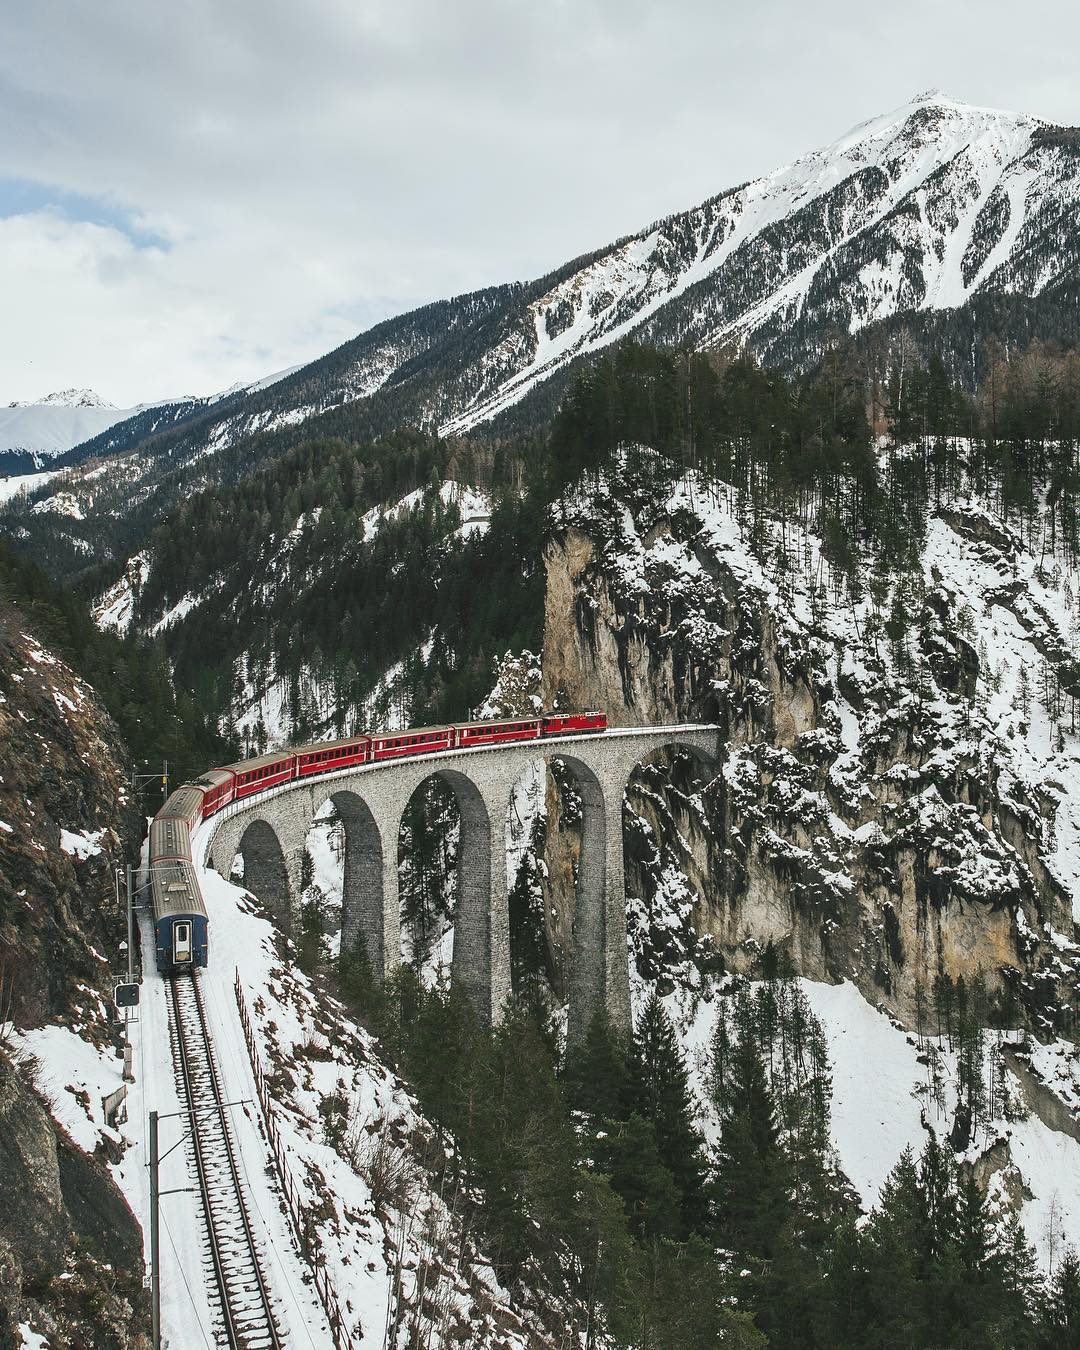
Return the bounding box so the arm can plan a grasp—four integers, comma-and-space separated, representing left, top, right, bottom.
0, 601, 148, 1346
539, 449, 1079, 1035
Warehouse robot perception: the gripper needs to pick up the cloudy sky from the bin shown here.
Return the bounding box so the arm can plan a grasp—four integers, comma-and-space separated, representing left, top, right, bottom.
2, 0, 1078, 406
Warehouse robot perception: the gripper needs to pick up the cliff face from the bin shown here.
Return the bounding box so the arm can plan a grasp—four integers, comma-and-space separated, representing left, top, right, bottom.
0, 1054, 146, 1349
0, 606, 140, 1030
0, 600, 147, 1345
540, 452, 1079, 1031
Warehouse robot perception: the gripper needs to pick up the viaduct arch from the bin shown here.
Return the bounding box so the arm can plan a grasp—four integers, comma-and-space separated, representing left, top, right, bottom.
204, 726, 718, 1035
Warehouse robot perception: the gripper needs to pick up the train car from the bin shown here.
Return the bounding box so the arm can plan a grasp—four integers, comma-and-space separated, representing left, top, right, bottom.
295, 736, 371, 778
197, 767, 236, 817
157, 785, 206, 831
228, 751, 297, 800
371, 725, 455, 761
149, 814, 192, 864
151, 857, 209, 972
541, 711, 608, 736
456, 717, 542, 748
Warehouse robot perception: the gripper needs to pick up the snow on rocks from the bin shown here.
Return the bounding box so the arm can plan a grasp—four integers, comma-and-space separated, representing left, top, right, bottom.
58, 827, 105, 860
91, 551, 150, 635
360, 480, 490, 544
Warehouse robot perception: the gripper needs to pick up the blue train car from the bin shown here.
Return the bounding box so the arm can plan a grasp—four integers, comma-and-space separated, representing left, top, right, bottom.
150, 858, 209, 972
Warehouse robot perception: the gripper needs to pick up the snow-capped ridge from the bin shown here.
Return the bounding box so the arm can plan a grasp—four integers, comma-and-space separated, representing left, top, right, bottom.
8, 388, 116, 410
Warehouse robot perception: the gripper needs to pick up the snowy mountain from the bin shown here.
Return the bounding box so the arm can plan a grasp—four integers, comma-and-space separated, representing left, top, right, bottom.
0, 389, 140, 472
439, 90, 1079, 433
6, 91, 1079, 575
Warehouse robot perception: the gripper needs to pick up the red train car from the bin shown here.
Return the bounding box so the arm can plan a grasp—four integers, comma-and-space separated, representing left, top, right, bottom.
198, 768, 236, 817
542, 711, 607, 736
457, 717, 542, 748
186, 714, 609, 818
230, 751, 296, 799
296, 737, 371, 777
372, 726, 455, 761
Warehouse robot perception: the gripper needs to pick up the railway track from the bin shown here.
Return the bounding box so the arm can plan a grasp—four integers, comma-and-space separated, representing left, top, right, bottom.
167, 972, 285, 1349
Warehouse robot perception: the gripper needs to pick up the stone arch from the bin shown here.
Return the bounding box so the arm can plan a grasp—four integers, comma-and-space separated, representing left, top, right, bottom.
548, 753, 622, 1042
399, 766, 505, 1024
503, 756, 553, 997
628, 735, 719, 786
318, 788, 389, 976
237, 817, 292, 933
619, 735, 722, 994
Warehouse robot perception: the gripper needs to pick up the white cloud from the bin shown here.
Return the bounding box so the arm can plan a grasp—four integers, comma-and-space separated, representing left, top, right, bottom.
1, 0, 1078, 404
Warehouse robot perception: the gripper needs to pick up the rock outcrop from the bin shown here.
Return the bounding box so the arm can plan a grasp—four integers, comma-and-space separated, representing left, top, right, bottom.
539, 453, 1080, 1032
0, 599, 147, 1343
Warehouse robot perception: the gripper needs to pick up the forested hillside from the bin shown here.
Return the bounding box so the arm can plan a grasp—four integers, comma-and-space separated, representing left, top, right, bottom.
6, 322, 1080, 1343
0, 539, 231, 798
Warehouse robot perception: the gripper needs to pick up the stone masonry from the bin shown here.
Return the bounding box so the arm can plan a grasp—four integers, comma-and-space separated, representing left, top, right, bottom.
203, 727, 717, 1036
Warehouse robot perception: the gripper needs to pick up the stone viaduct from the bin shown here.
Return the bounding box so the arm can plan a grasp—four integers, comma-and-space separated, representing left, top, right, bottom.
201, 726, 718, 1037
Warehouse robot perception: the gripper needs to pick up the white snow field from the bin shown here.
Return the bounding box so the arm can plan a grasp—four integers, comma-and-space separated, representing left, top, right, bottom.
665, 977, 1080, 1271
0, 391, 136, 462
0, 469, 59, 504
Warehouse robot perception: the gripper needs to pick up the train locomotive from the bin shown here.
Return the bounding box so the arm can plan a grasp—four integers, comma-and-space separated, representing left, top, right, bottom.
147, 710, 607, 973
149, 812, 209, 972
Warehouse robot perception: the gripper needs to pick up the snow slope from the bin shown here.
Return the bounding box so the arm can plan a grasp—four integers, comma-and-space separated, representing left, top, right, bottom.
0, 391, 143, 463
665, 978, 1080, 1270
442, 92, 1077, 433
10, 819, 554, 1347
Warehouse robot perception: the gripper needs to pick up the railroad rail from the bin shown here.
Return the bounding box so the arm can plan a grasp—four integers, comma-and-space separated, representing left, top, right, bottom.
167, 972, 285, 1349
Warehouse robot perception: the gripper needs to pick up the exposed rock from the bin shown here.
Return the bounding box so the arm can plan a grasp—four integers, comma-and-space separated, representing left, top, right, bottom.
0, 598, 148, 1343
0, 1053, 148, 1347
538, 456, 1080, 1038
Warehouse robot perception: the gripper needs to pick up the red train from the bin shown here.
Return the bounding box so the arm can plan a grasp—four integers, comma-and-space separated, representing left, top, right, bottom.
150, 711, 605, 973
166, 711, 606, 826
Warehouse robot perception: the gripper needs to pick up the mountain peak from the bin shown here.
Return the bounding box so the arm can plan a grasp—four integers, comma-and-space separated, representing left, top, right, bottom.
8, 389, 116, 411
910, 87, 953, 106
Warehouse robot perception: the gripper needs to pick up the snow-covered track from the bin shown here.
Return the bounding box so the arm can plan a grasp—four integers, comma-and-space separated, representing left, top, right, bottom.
167, 972, 285, 1349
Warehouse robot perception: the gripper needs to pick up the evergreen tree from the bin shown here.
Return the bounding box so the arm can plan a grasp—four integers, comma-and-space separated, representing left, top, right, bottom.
626, 992, 708, 1235
713, 1027, 791, 1257
565, 1007, 630, 1124
593, 1113, 681, 1243
1041, 1248, 1080, 1348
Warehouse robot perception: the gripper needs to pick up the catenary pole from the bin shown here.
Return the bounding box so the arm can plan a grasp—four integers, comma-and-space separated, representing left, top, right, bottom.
150, 1109, 161, 1350
126, 864, 135, 983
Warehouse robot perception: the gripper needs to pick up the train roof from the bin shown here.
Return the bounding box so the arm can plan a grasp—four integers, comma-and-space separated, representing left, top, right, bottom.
223, 749, 297, 774
150, 815, 191, 860
150, 857, 207, 923
372, 724, 453, 738
291, 734, 371, 757
158, 786, 205, 822
193, 767, 235, 787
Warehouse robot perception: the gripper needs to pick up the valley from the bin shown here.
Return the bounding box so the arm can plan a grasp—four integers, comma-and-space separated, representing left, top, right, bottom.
3, 85, 1080, 1348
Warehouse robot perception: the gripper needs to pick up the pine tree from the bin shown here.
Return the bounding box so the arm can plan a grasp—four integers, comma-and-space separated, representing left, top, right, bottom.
1041, 1248, 1080, 1348
714, 1029, 790, 1257
857, 1147, 929, 1347
594, 1113, 681, 1242
565, 1007, 630, 1126
636, 1237, 766, 1350
626, 992, 708, 1235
